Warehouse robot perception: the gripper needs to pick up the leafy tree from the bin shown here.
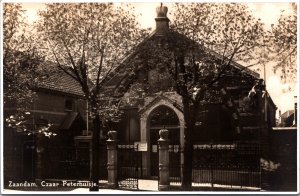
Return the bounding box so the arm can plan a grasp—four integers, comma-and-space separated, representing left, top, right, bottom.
36, 3, 146, 191
268, 3, 297, 82
3, 3, 48, 135
3, 3, 44, 110
171, 3, 265, 189
142, 3, 265, 189
3, 3, 55, 184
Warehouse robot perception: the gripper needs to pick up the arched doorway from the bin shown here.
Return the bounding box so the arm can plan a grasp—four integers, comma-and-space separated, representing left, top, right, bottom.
148, 105, 180, 176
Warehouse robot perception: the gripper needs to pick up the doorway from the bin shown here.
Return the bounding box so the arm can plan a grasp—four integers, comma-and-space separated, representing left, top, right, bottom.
149, 105, 180, 176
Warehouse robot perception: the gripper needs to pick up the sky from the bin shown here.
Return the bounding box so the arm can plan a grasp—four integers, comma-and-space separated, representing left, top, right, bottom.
19, 2, 298, 116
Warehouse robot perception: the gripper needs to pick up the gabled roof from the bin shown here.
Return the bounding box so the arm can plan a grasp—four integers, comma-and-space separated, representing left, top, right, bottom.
280, 110, 295, 119
102, 28, 260, 94
164, 30, 260, 78
35, 65, 85, 98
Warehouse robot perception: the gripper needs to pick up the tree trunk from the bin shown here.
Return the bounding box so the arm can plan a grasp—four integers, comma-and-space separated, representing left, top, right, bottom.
89, 114, 100, 191
181, 133, 193, 190
181, 98, 195, 190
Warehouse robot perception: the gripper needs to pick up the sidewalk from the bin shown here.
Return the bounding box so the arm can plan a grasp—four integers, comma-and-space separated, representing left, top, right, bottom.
138, 179, 158, 191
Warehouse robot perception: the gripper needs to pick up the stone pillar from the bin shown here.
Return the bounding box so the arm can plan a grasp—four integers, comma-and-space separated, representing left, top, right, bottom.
158, 128, 170, 191
106, 130, 118, 189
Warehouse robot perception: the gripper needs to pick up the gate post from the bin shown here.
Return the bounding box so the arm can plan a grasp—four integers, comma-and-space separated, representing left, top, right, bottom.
158, 128, 170, 191
107, 130, 118, 189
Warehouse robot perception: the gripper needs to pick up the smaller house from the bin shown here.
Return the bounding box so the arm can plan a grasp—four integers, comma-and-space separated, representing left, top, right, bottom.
278, 110, 296, 127
4, 65, 88, 183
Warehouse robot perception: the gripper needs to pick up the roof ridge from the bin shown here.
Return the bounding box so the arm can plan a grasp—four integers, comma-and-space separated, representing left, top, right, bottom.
168, 30, 259, 78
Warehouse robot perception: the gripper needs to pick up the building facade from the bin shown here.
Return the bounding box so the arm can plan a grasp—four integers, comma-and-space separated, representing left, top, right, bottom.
103, 5, 277, 179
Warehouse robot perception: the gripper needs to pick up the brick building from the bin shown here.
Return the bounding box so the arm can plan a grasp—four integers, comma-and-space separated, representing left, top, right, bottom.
102, 5, 278, 184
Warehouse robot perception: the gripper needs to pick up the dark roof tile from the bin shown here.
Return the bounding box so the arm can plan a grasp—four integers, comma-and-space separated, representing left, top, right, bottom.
36, 66, 85, 97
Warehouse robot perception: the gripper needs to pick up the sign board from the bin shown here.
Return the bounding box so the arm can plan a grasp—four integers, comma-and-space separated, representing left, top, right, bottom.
134, 142, 148, 151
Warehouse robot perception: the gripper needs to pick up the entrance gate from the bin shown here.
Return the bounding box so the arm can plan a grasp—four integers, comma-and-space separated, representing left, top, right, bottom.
117, 144, 141, 190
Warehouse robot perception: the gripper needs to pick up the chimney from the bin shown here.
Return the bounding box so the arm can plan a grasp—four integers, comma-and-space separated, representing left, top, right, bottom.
279, 109, 281, 117
155, 3, 170, 35
278, 110, 281, 124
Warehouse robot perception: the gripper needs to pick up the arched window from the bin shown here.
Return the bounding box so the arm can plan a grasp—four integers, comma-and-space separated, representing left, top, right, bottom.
149, 105, 179, 126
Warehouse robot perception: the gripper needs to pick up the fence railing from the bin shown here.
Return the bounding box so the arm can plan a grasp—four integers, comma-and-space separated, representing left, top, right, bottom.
169, 145, 181, 185
192, 142, 261, 189
43, 146, 107, 181
117, 144, 141, 190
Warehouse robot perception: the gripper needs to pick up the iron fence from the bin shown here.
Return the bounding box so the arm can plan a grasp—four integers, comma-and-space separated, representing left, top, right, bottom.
44, 146, 107, 182
169, 145, 181, 185
192, 141, 261, 189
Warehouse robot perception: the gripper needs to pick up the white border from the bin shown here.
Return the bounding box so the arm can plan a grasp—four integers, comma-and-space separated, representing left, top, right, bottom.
0, 0, 299, 194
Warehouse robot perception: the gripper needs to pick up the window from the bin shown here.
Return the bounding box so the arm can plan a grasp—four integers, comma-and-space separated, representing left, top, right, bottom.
65, 99, 74, 111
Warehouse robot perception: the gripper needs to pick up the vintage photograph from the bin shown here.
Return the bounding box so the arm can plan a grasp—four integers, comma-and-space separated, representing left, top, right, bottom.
1, 1, 298, 194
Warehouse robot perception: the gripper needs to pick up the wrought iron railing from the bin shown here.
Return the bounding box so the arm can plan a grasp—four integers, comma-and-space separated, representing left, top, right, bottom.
192, 142, 261, 189
43, 146, 107, 182
117, 144, 141, 190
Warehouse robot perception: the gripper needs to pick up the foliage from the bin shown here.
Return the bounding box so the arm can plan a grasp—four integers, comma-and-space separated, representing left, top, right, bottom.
3, 3, 44, 109
36, 3, 147, 190
171, 3, 265, 64
267, 3, 297, 82
5, 112, 55, 138
143, 3, 265, 188
36, 3, 148, 119
3, 3, 49, 136
260, 158, 281, 172
157, 3, 263, 108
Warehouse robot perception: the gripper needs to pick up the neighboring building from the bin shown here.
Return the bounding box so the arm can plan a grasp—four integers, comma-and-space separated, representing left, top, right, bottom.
277, 96, 297, 127
3, 66, 87, 183
278, 111, 296, 127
